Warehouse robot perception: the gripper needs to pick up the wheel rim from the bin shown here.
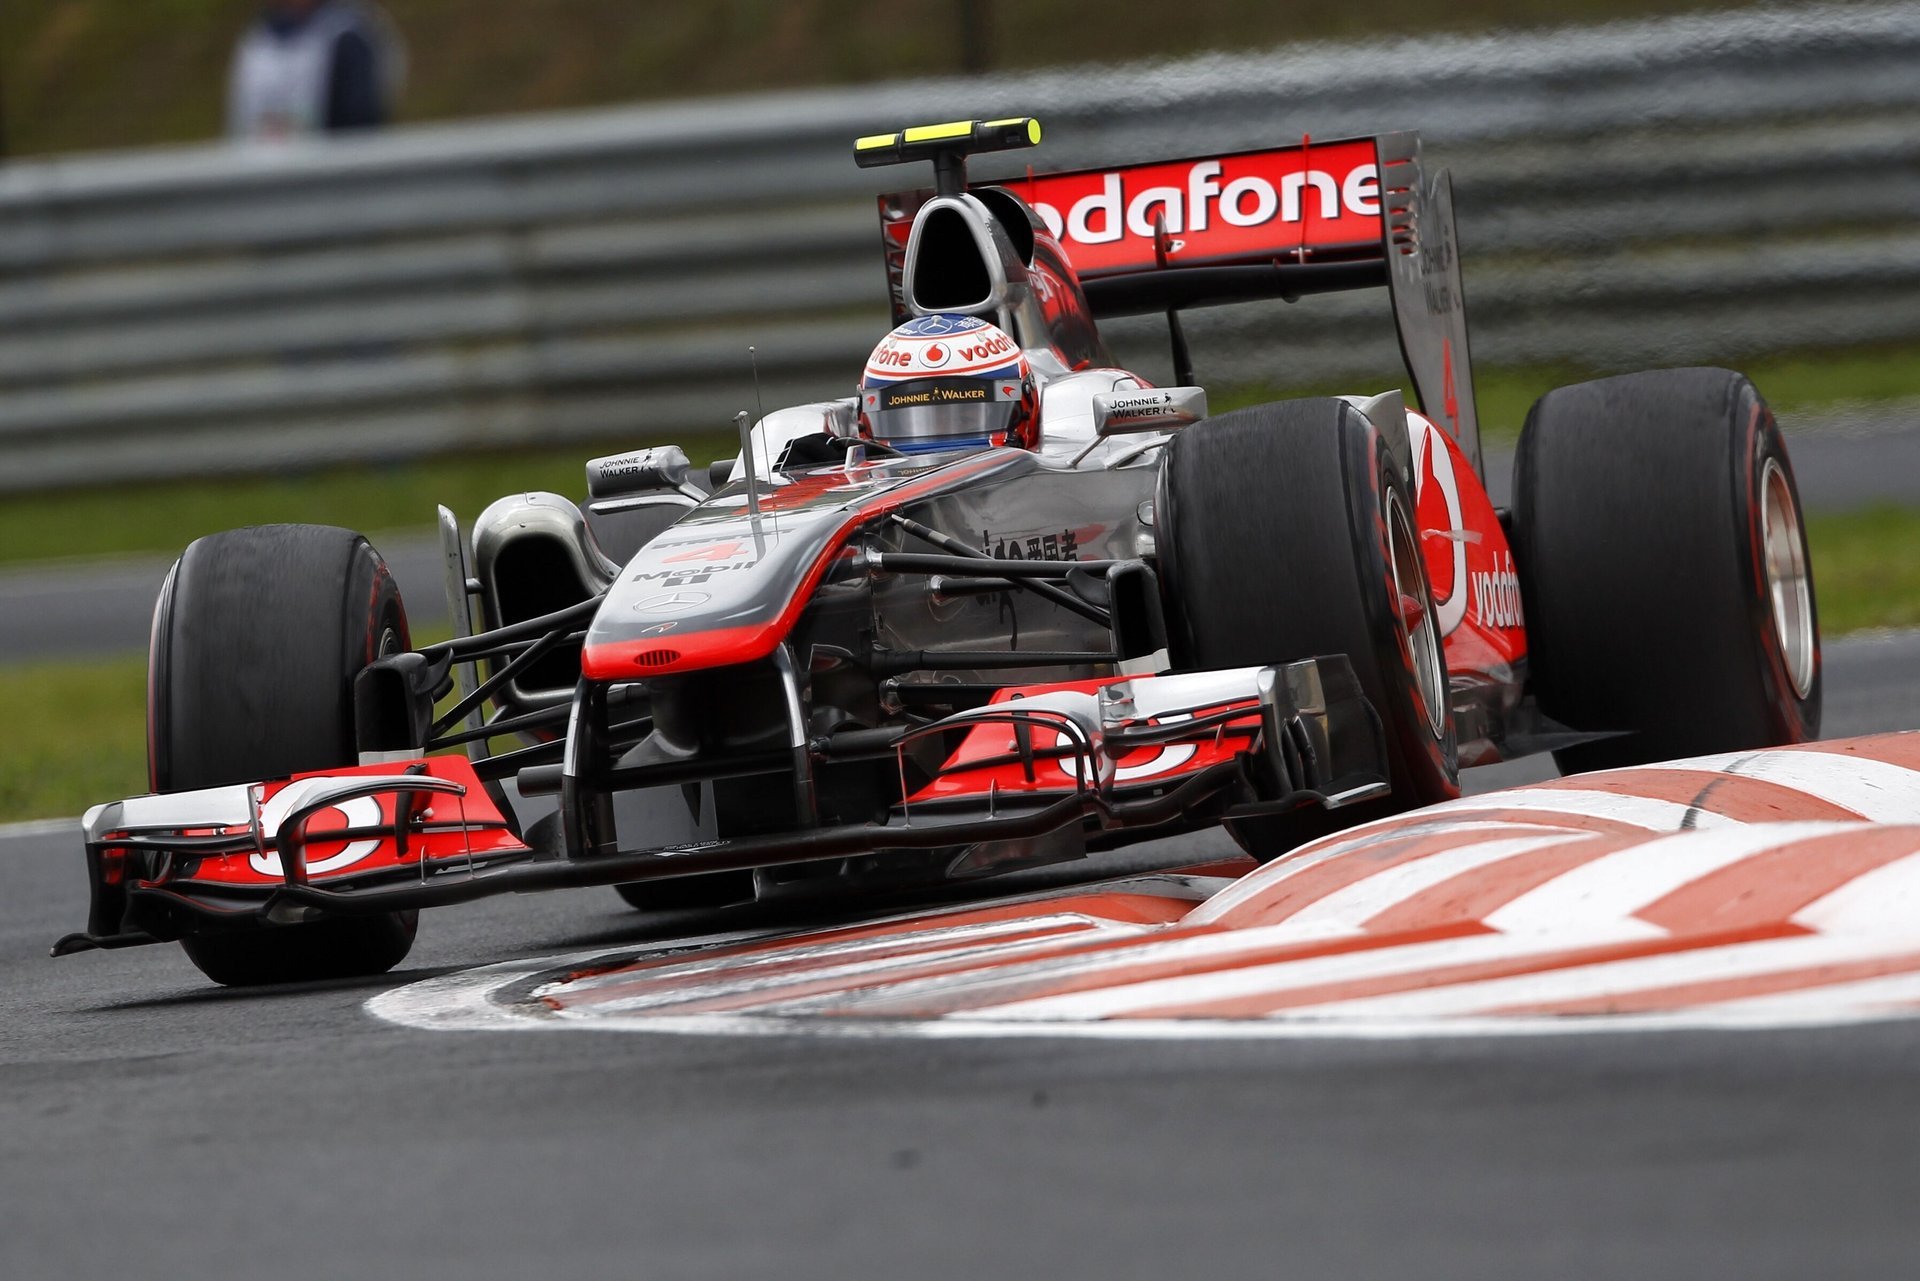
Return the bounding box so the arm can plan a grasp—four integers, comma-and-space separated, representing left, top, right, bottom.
1760, 457, 1815, 698
1387, 491, 1448, 738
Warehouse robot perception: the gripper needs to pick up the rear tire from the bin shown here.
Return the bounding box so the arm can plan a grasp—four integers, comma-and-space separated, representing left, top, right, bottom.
151, 524, 419, 986
1158, 399, 1458, 861
1511, 368, 1820, 774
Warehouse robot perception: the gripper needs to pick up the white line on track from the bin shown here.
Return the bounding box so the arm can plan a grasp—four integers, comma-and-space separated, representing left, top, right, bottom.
368, 928, 791, 1033
365, 940, 1920, 1041
1697, 969, 1920, 1020
370, 877, 1224, 1032
549, 913, 1104, 998
547, 918, 1153, 1017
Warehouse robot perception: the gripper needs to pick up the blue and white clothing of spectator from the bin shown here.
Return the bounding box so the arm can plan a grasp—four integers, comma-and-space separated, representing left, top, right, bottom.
227, 0, 405, 141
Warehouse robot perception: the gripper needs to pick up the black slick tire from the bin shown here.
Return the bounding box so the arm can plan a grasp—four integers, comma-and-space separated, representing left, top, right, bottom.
1511, 367, 1820, 774
1158, 399, 1458, 861
150, 524, 419, 986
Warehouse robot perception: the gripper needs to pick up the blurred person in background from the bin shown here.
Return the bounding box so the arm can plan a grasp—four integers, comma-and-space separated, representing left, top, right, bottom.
227, 0, 405, 142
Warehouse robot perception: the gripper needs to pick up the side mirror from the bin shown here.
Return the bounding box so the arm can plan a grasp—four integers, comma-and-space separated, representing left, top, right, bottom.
585, 445, 705, 503
1092, 387, 1208, 437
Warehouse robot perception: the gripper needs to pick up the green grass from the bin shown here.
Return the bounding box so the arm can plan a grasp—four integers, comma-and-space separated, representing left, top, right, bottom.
0, 432, 735, 568
1, 0, 1795, 159
1214, 340, 1920, 444
1739, 346, 1920, 418
1804, 507, 1920, 636
4, 503, 1915, 823
0, 653, 147, 825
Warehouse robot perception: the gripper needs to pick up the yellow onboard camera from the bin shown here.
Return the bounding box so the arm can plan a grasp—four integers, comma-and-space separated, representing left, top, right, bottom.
854, 117, 1042, 195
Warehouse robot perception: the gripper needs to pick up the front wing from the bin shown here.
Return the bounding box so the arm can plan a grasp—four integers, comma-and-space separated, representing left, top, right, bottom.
54, 659, 1385, 956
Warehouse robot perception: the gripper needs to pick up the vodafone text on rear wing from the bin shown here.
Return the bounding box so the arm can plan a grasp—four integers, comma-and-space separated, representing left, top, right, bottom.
877, 131, 1482, 475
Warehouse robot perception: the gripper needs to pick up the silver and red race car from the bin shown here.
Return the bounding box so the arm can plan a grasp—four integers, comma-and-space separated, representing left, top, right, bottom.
55, 117, 1820, 986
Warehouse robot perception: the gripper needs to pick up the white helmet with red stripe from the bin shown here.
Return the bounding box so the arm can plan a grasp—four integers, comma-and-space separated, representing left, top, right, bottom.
858, 314, 1039, 453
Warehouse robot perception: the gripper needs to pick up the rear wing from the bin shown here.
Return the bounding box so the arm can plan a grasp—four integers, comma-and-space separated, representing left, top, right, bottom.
877, 131, 1482, 473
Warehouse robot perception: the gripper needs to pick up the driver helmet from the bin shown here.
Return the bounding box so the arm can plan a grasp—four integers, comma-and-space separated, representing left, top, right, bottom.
859, 314, 1039, 453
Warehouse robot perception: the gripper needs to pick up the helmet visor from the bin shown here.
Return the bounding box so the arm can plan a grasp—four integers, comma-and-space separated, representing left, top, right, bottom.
867, 376, 1019, 450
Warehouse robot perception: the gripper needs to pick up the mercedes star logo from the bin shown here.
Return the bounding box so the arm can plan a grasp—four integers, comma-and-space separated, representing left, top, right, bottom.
635, 591, 711, 614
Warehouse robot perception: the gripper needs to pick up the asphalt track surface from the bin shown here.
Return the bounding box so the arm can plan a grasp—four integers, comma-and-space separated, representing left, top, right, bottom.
4, 631, 1919, 1279
3, 409, 1917, 663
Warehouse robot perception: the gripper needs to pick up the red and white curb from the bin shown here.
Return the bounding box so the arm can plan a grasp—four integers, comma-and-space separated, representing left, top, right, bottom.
368, 733, 1920, 1040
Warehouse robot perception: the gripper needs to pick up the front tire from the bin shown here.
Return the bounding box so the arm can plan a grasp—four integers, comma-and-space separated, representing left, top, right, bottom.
151, 524, 419, 986
1511, 367, 1820, 774
1158, 399, 1458, 861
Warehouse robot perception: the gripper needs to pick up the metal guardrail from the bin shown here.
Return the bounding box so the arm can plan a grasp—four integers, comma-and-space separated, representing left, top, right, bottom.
0, 1, 1915, 490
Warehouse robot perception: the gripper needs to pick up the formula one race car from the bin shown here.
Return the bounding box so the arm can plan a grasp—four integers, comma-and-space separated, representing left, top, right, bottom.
55, 117, 1820, 986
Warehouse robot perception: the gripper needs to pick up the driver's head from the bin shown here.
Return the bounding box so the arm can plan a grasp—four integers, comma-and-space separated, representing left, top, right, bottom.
859, 314, 1038, 454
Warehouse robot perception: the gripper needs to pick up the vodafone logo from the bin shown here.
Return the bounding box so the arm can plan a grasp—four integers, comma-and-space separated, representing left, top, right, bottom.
919, 342, 950, 369
1028, 160, 1380, 248
1054, 713, 1198, 785
1006, 140, 1384, 278
955, 332, 1015, 361
1411, 411, 1524, 636
1474, 553, 1524, 630
248, 792, 383, 878
868, 341, 912, 371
